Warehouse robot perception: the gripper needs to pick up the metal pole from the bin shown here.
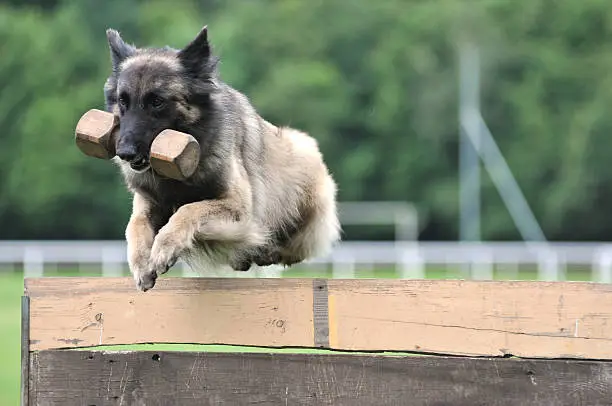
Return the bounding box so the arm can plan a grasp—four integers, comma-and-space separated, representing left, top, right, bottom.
459, 42, 481, 242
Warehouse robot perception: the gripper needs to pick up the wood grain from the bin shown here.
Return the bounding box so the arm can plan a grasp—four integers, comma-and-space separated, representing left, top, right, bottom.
24, 277, 612, 359
25, 277, 314, 351
150, 129, 200, 180
327, 279, 612, 358
29, 350, 612, 406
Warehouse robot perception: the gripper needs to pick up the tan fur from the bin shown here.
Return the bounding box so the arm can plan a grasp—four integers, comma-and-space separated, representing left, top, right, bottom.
125, 193, 156, 281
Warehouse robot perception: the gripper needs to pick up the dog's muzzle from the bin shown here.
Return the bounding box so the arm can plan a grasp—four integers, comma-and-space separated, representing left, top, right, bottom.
129, 156, 150, 172
116, 146, 151, 172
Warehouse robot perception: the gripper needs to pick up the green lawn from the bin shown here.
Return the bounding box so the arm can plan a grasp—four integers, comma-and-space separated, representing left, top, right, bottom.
0, 272, 24, 406
0, 264, 596, 406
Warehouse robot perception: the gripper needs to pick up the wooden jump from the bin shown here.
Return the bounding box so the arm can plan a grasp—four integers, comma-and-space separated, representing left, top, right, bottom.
21, 277, 612, 405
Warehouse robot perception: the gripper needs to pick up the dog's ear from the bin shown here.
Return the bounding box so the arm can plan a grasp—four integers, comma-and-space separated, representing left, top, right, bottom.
178, 25, 212, 75
106, 29, 136, 72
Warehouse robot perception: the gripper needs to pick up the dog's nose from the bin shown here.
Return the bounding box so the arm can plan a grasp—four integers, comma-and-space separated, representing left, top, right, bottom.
116, 146, 138, 163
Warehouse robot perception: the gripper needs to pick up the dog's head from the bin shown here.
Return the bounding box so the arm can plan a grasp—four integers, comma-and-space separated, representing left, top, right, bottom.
103, 26, 218, 172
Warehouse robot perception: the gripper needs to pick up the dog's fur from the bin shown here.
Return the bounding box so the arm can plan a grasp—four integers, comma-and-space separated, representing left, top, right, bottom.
102, 26, 341, 291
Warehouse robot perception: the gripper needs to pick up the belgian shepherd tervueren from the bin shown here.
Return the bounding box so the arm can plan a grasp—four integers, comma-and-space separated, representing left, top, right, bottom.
103, 25, 341, 291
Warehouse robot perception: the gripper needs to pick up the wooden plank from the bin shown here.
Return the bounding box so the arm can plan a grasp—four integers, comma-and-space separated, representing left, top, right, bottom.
25, 277, 612, 359
327, 279, 612, 358
29, 350, 612, 406
25, 277, 314, 351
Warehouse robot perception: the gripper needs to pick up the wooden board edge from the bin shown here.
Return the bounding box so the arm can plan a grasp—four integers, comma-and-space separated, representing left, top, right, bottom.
26, 344, 612, 362
21, 296, 29, 406
23, 276, 319, 296
23, 276, 612, 285
27, 347, 612, 362
23, 276, 612, 296
30, 348, 612, 361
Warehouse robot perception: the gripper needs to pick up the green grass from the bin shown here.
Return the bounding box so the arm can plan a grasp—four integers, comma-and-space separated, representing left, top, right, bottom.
0, 272, 24, 406
0, 264, 597, 406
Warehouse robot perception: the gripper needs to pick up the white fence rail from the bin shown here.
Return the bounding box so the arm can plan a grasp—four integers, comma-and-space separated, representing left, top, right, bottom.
3, 240, 612, 282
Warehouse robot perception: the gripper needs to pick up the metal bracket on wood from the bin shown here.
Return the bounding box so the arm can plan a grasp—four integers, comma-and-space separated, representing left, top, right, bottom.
312, 279, 330, 348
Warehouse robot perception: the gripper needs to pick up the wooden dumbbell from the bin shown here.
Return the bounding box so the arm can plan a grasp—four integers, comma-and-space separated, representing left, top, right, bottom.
74, 109, 201, 181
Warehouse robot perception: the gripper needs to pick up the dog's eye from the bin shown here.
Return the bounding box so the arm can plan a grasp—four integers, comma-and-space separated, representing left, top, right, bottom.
149, 95, 166, 110
118, 93, 129, 109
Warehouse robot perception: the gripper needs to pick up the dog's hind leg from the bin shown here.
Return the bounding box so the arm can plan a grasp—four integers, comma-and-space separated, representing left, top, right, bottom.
279, 175, 341, 266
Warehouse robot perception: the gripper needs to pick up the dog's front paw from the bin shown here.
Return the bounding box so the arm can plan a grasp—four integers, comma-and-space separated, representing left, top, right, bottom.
128, 248, 155, 292
149, 233, 181, 279
135, 270, 158, 292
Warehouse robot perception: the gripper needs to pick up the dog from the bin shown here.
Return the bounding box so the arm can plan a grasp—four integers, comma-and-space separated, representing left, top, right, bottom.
102, 25, 341, 291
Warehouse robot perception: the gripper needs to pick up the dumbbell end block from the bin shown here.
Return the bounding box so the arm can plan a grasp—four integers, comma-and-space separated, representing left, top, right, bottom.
75, 137, 114, 160
75, 109, 118, 160
150, 130, 201, 181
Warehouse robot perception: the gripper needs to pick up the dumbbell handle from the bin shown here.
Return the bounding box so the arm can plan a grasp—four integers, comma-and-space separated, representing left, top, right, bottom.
75, 109, 200, 181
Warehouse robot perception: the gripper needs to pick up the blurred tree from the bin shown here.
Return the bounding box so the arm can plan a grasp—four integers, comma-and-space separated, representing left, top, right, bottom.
1, 0, 60, 11
0, 1, 130, 238
2, 0, 612, 241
